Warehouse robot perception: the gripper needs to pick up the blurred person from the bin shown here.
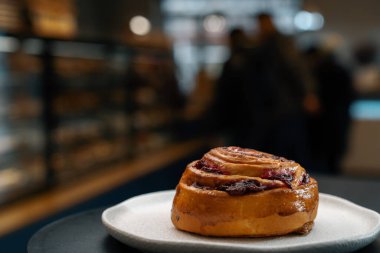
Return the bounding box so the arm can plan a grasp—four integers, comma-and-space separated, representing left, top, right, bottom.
304, 46, 355, 174
211, 28, 252, 144
211, 14, 318, 167
184, 67, 215, 122
239, 13, 318, 164
353, 42, 380, 96
181, 67, 215, 138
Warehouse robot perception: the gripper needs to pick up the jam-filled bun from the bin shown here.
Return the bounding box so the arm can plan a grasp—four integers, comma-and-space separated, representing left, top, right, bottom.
171, 147, 319, 237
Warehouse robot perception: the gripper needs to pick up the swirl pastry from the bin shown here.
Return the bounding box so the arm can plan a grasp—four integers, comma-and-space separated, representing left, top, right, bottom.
171, 146, 318, 237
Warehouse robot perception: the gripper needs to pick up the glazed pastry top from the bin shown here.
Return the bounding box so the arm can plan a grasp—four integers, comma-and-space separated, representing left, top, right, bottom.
185, 146, 310, 195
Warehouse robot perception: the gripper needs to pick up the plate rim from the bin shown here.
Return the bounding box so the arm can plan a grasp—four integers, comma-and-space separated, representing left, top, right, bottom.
102, 190, 380, 253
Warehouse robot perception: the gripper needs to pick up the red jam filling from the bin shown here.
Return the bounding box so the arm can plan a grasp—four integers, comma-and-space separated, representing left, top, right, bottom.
261, 169, 294, 188
301, 173, 310, 185
193, 157, 311, 193
194, 159, 229, 175
192, 179, 279, 196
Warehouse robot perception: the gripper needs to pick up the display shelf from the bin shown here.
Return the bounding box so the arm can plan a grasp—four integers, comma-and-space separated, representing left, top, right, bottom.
52, 114, 129, 148
0, 15, 181, 203
0, 39, 46, 204
48, 52, 130, 183
52, 139, 129, 181
126, 48, 183, 155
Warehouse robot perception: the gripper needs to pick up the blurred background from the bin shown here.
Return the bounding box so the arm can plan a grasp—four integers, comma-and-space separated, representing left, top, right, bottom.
0, 0, 379, 218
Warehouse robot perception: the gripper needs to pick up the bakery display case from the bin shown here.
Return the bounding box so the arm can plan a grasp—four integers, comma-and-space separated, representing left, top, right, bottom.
0, 0, 182, 204
49, 43, 131, 182
0, 48, 46, 204
126, 48, 183, 155
0, 37, 181, 203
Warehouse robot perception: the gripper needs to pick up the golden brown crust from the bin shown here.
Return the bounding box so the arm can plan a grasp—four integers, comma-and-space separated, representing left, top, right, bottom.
171, 147, 319, 237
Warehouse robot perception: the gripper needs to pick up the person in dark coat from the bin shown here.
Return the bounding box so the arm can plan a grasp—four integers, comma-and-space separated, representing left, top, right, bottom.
212, 28, 252, 145
241, 13, 318, 164
304, 46, 355, 174
212, 14, 318, 168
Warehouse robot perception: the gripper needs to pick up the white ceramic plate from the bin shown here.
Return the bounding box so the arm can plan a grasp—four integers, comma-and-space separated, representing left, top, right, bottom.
102, 190, 380, 253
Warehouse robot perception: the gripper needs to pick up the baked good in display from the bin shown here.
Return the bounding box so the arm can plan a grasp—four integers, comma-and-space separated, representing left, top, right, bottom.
171, 146, 319, 237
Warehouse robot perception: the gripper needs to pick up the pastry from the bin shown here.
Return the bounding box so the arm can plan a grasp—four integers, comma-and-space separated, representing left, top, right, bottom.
171, 146, 318, 237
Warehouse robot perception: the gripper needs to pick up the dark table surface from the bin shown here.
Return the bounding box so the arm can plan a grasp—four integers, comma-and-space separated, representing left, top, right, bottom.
27, 174, 380, 253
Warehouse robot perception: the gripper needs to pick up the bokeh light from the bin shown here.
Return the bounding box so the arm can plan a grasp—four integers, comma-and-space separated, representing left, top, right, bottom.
294, 11, 324, 31
203, 14, 226, 34
129, 15, 151, 36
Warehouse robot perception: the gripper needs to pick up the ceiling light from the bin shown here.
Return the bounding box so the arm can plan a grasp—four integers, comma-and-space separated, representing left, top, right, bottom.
130, 15, 151, 36
294, 11, 324, 31
203, 14, 226, 34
